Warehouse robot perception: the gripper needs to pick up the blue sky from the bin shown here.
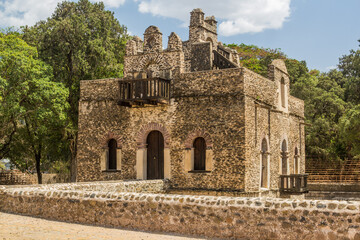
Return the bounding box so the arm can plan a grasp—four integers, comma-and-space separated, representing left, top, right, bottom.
1, 0, 359, 71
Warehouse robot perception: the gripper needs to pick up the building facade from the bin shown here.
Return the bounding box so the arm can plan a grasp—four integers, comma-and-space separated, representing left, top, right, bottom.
76, 9, 306, 196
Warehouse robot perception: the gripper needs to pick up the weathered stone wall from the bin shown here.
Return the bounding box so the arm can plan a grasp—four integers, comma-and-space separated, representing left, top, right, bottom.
242, 65, 306, 194
1, 184, 360, 240
77, 68, 247, 191
124, 50, 185, 78
0, 180, 168, 193
77, 62, 305, 195
0, 170, 36, 185
190, 42, 212, 72
0, 170, 67, 185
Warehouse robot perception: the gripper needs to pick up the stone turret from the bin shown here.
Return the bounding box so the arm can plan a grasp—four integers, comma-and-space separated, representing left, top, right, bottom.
190, 8, 204, 27
189, 9, 205, 43
144, 26, 162, 52
205, 16, 217, 34
189, 8, 218, 48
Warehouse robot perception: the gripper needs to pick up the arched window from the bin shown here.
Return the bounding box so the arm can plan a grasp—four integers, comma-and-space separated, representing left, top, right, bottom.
193, 137, 206, 170
108, 139, 117, 170
261, 138, 269, 188
294, 147, 299, 174
281, 140, 288, 174
281, 78, 286, 108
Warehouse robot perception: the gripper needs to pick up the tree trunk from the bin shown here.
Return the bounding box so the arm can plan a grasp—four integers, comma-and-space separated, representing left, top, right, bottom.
35, 152, 42, 184
70, 133, 77, 182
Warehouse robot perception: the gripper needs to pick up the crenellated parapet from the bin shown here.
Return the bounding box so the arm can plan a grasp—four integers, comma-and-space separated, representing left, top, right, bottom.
144, 26, 163, 52
125, 36, 143, 56
167, 32, 183, 51
124, 26, 185, 79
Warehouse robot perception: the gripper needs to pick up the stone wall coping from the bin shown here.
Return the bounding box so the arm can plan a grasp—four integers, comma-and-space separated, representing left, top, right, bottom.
0, 180, 166, 191
80, 78, 122, 84
181, 66, 242, 76
1, 183, 360, 213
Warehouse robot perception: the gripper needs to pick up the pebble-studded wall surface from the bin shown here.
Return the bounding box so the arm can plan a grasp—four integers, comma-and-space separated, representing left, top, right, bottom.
0, 182, 359, 240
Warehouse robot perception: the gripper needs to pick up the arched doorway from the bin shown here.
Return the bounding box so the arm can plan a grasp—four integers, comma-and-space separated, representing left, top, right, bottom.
146, 130, 164, 179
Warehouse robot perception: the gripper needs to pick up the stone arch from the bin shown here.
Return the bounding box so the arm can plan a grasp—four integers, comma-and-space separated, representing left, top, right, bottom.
294, 145, 300, 174
280, 139, 288, 175
101, 132, 122, 149
281, 77, 286, 108
136, 123, 170, 148
184, 130, 213, 149
260, 136, 270, 189
206, 37, 214, 47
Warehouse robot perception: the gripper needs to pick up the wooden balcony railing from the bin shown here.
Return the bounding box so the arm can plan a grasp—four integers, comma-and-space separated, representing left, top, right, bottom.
279, 174, 308, 194
118, 78, 170, 107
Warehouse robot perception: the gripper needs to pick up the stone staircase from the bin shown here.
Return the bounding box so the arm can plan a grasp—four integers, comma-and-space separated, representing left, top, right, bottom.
306, 158, 360, 183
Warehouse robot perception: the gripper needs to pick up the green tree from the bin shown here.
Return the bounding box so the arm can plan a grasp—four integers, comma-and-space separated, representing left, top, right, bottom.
291, 70, 347, 159
339, 105, 360, 158
226, 43, 286, 77
0, 32, 69, 183
339, 40, 360, 105
22, 0, 129, 180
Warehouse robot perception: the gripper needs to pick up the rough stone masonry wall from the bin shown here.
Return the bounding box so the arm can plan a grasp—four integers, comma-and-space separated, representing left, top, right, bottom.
0, 180, 168, 193
123, 48, 184, 78
1, 184, 360, 240
77, 68, 247, 191
242, 67, 306, 194
171, 68, 246, 191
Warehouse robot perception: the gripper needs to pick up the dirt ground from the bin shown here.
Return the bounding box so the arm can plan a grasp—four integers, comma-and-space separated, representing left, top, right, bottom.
0, 212, 202, 240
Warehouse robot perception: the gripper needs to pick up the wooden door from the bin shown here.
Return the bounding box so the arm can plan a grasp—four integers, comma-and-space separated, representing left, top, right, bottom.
194, 137, 206, 170
146, 131, 164, 179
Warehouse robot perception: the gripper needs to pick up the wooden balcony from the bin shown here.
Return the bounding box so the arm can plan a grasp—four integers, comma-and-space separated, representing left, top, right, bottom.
118, 78, 171, 107
279, 174, 309, 194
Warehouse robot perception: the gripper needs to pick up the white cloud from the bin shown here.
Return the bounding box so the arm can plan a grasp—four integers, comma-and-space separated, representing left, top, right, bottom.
136, 0, 291, 36
0, 0, 290, 36
0, 0, 126, 27
101, 0, 126, 8
0, 0, 59, 27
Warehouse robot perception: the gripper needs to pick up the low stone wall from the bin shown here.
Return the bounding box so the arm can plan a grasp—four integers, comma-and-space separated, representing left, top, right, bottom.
0, 179, 168, 193
307, 183, 360, 200
0, 170, 36, 185
1, 181, 360, 239
309, 183, 360, 192
0, 170, 70, 185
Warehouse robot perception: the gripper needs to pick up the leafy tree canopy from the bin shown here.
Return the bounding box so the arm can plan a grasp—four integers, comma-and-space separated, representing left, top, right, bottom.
22, 0, 129, 180
0, 31, 69, 183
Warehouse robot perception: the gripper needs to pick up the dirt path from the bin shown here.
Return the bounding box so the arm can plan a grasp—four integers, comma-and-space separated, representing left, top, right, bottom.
0, 212, 202, 240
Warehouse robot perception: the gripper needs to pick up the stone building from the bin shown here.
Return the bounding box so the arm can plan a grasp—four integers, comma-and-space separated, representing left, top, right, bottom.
76, 9, 307, 196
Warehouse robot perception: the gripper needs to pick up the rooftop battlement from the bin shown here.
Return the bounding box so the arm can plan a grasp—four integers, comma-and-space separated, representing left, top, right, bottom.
124, 9, 239, 78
